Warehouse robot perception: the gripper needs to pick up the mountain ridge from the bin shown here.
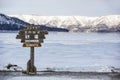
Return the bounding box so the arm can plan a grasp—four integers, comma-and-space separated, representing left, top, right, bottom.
9, 14, 120, 32
0, 13, 68, 32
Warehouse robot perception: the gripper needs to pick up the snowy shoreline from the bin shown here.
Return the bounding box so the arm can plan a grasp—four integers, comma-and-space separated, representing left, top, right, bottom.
0, 70, 120, 80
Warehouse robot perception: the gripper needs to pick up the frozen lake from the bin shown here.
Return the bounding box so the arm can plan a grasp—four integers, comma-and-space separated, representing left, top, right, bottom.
0, 32, 120, 80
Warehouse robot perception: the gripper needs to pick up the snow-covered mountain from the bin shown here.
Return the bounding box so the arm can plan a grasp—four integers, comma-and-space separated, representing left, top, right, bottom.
0, 14, 30, 30
0, 13, 120, 32
9, 14, 120, 32
0, 14, 29, 26
0, 14, 68, 32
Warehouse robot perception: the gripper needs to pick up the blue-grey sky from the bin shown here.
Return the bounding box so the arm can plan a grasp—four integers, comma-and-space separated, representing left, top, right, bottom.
0, 0, 120, 16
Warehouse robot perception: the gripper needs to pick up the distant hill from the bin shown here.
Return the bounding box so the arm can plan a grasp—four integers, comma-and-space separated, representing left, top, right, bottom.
9, 14, 120, 32
1, 13, 120, 32
0, 13, 69, 32
0, 14, 30, 30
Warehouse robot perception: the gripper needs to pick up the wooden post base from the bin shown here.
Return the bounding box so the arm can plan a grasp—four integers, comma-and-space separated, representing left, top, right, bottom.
27, 60, 36, 75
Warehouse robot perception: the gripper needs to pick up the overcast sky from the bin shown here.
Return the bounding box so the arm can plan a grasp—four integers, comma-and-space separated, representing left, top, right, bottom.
0, 0, 120, 16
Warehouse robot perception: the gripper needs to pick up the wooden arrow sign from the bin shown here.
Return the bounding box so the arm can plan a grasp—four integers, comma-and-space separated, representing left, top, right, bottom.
23, 42, 41, 47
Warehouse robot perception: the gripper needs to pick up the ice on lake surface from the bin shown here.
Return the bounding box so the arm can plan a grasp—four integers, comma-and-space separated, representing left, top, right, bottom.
0, 32, 120, 80
0, 32, 120, 72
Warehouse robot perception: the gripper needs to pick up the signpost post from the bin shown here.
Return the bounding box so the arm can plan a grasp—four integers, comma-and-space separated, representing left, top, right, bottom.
16, 25, 48, 74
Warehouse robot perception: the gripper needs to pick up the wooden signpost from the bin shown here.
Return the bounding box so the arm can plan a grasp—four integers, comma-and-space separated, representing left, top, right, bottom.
16, 25, 48, 74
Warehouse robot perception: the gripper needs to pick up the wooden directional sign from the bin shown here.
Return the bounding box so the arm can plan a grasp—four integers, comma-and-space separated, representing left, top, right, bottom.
16, 25, 48, 47
23, 42, 41, 47
16, 25, 48, 74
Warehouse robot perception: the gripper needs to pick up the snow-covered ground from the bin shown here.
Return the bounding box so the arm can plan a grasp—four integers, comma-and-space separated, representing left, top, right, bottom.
0, 32, 120, 80
1, 76, 111, 80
